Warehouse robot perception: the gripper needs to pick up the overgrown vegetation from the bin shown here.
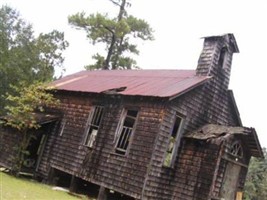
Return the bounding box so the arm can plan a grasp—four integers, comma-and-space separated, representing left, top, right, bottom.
0, 4, 67, 176
1, 83, 59, 176
244, 148, 267, 200
0, 172, 90, 200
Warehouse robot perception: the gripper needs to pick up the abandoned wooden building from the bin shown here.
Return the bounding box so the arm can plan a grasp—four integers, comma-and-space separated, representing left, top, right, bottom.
0, 33, 263, 200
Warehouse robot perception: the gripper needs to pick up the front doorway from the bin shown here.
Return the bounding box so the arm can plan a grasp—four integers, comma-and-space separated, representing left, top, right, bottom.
220, 162, 241, 199
22, 123, 53, 174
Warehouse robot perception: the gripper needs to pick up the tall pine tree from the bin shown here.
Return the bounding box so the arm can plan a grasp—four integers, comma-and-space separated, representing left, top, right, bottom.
68, 0, 154, 70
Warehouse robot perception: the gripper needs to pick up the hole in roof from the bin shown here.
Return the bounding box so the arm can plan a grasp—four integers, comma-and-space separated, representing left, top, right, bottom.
102, 87, 127, 94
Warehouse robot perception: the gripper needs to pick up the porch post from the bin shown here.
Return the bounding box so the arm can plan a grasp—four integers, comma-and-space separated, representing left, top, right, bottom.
47, 167, 55, 185
69, 175, 78, 193
97, 186, 108, 200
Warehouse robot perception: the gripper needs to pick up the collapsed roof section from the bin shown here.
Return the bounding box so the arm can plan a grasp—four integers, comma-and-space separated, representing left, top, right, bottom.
185, 124, 263, 158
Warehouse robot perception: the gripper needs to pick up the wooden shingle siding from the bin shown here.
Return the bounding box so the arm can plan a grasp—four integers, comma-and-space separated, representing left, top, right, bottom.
37, 66, 241, 199
142, 37, 241, 199
37, 93, 167, 198
144, 138, 220, 199
37, 93, 94, 178
0, 127, 21, 168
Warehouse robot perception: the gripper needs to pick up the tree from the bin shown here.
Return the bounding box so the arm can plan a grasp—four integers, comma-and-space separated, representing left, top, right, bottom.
1, 82, 59, 176
68, 0, 154, 70
244, 148, 267, 200
0, 5, 68, 113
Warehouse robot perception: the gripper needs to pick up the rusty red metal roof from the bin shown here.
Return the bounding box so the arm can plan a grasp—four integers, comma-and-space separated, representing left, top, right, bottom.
51, 70, 210, 99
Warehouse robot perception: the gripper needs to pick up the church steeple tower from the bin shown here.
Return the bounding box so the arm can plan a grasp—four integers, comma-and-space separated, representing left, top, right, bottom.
196, 34, 239, 88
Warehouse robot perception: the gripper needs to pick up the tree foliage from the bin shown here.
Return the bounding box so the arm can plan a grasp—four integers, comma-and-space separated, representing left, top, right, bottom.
1, 82, 59, 175
0, 5, 68, 113
244, 148, 267, 200
68, 0, 153, 70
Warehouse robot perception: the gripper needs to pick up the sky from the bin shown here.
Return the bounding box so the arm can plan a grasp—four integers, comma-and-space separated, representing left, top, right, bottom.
1, 0, 267, 148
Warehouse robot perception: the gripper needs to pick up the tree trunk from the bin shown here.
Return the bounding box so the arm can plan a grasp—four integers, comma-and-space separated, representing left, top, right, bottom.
104, 33, 116, 70
112, 36, 124, 69
11, 129, 31, 176
104, 0, 126, 70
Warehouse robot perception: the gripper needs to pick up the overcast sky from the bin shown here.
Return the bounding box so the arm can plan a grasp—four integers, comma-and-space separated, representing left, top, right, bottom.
1, 0, 267, 147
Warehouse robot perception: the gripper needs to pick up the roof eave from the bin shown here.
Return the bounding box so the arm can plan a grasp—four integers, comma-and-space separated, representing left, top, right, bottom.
228, 90, 243, 126
250, 128, 264, 158
168, 77, 211, 101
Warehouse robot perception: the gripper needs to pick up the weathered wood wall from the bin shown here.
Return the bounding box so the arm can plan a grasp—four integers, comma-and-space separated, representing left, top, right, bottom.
37, 78, 242, 200
37, 92, 167, 199
0, 126, 21, 169
142, 36, 243, 199
142, 83, 241, 199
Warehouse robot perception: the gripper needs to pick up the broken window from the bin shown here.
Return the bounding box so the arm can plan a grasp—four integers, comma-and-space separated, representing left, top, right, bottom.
164, 113, 183, 167
84, 106, 104, 148
115, 109, 138, 155
229, 141, 243, 159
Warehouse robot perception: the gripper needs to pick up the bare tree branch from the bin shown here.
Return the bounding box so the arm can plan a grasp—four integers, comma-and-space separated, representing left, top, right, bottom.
109, 0, 121, 7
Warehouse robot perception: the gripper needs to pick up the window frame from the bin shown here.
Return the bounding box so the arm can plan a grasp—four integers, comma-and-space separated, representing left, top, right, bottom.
83, 106, 104, 148
114, 108, 139, 155
163, 112, 184, 168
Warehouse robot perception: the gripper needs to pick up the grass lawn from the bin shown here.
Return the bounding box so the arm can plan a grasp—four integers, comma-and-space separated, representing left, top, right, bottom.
0, 172, 90, 200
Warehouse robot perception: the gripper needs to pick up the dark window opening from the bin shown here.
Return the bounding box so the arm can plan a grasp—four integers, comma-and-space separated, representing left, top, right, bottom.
115, 109, 138, 155
84, 106, 104, 147
164, 114, 183, 167
218, 47, 229, 70
23, 123, 51, 173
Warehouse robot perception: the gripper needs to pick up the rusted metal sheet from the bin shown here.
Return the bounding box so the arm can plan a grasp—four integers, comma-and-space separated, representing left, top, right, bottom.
51, 70, 210, 98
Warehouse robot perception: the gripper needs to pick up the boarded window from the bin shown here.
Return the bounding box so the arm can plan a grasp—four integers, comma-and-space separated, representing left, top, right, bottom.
115, 109, 138, 155
84, 106, 104, 147
164, 113, 183, 167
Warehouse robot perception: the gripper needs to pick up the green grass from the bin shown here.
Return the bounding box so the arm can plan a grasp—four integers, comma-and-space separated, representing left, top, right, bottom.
0, 172, 89, 200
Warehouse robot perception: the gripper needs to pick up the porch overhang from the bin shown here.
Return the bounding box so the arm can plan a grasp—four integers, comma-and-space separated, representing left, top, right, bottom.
32, 112, 60, 125
0, 112, 60, 126
184, 124, 263, 158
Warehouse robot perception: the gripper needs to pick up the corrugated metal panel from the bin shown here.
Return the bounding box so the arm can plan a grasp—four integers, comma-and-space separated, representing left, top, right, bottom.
51, 70, 210, 98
